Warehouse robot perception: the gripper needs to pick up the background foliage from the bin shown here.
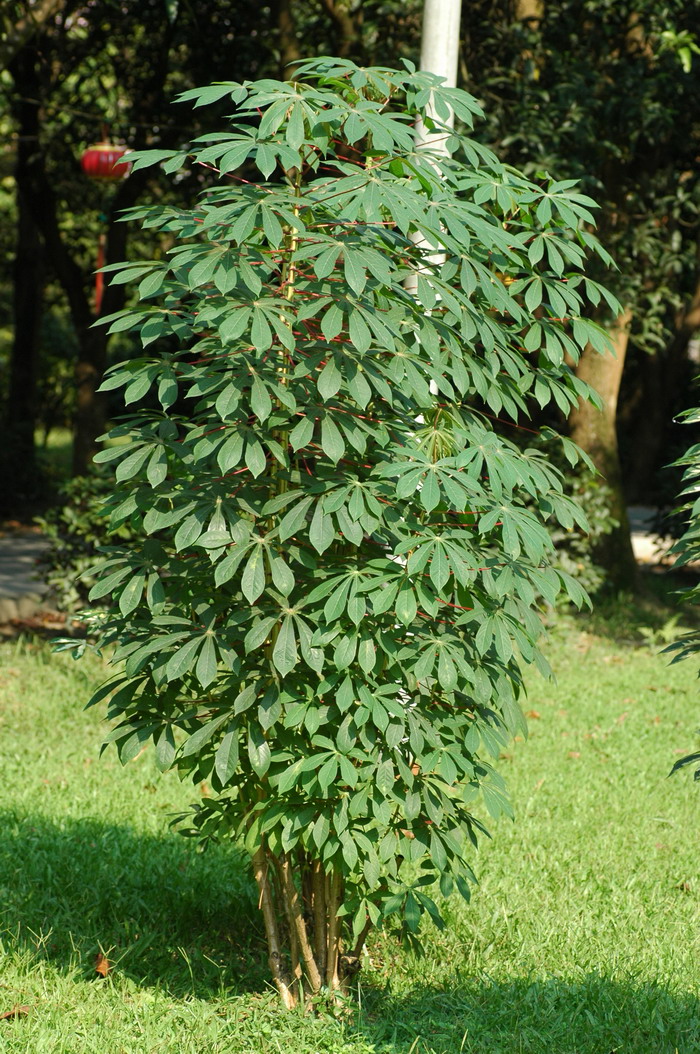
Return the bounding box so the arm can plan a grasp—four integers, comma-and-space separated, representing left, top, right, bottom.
2, 0, 700, 577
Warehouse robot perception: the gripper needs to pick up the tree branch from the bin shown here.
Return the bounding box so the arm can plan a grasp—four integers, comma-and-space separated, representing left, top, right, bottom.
318, 0, 361, 58
0, 0, 65, 70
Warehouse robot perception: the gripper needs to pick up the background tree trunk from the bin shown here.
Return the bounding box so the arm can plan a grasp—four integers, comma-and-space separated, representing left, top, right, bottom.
276, 0, 301, 79
619, 272, 700, 502
319, 0, 362, 57
4, 70, 45, 501
569, 309, 639, 591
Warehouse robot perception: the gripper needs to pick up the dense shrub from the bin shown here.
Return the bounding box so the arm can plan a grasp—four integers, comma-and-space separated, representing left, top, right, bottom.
65, 60, 615, 1005
36, 470, 134, 611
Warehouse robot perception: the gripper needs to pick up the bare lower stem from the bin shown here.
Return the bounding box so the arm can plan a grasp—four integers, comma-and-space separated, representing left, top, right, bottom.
271, 854, 303, 995
281, 854, 323, 993
326, 870, 342, 991
312, 860, 328, 978
252, 847, 295, 1009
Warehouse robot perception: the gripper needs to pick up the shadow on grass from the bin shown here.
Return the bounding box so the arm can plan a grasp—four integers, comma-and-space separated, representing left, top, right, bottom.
354, 975, 700, 1054
2, 813, 698, 1051
0, 811, 264, 998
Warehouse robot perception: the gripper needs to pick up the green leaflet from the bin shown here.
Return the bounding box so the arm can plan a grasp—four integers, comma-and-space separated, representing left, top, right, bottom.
214, 726, 240, 784
272, 616, 298, 676
247, 725, 271, 777
180, 711, 230, 757
318, 359, 342, 401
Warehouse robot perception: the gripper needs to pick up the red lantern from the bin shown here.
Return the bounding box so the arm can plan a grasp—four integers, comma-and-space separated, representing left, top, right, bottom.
80, 141, 131, 181
80, 141, 130, 313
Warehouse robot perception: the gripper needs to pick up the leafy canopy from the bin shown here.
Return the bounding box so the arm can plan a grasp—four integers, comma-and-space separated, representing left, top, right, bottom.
76, 57, 615, 947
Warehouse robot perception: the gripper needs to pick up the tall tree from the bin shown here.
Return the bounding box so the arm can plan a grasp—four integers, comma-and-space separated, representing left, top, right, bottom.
1, 0, 424, 497
4, 51, 45, 501
461, 0, 700, 587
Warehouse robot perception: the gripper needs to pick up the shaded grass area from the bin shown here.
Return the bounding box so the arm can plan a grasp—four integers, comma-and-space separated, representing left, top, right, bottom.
0, 610, 699, 1052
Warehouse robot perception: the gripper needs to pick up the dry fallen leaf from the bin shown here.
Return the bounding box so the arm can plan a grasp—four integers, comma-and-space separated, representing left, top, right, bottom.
567, 751, 581, 759
525, 709, 541, 719
0, 1006, 29, 1021
94, 952, 111, 978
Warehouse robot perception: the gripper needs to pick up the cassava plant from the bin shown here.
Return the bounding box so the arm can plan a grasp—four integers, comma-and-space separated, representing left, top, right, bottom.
76, 58, 617, 1007
666, 393, 700, 782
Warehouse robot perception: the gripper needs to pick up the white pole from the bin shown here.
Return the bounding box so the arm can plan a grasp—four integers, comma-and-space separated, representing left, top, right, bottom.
407, 0, 462, 307
416, 0, 462, 154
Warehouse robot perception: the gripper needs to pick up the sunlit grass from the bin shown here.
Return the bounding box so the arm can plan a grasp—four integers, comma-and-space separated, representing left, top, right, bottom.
0, 609, 698, 1052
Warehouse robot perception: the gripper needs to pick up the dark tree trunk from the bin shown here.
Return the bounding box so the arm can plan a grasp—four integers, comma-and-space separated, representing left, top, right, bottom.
8, 18, 175, 475
14, 137, 148, 474
319, 0, 363, 58
569, 309, 639, 591
71, 193, 133, 475
620, 274, 700, 501
276, 0, 302, 78
5, 79, 45, 496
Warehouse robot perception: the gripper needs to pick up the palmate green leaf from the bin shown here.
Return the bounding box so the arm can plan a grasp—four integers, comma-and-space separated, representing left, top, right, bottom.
321, 303, 344, 340
269, 555, 294, 595
250, 374, 273, 422
119, 573, 145, 615
437, 646, 458, 691
318, 359, 342, 401
196, 634, 219, 687
114, 443, 154, 483
420, 470, 440, 512
88, 565, 132, 601
279, 495, 313, 540
309, 502, 334, 554
396, 581, 418, 626
320, 416, 345, 463
244, 439, 266, 477
155, 726, 176, 772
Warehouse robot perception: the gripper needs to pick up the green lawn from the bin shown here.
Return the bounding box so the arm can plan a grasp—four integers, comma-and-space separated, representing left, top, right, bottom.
0, 606, 698, 1053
